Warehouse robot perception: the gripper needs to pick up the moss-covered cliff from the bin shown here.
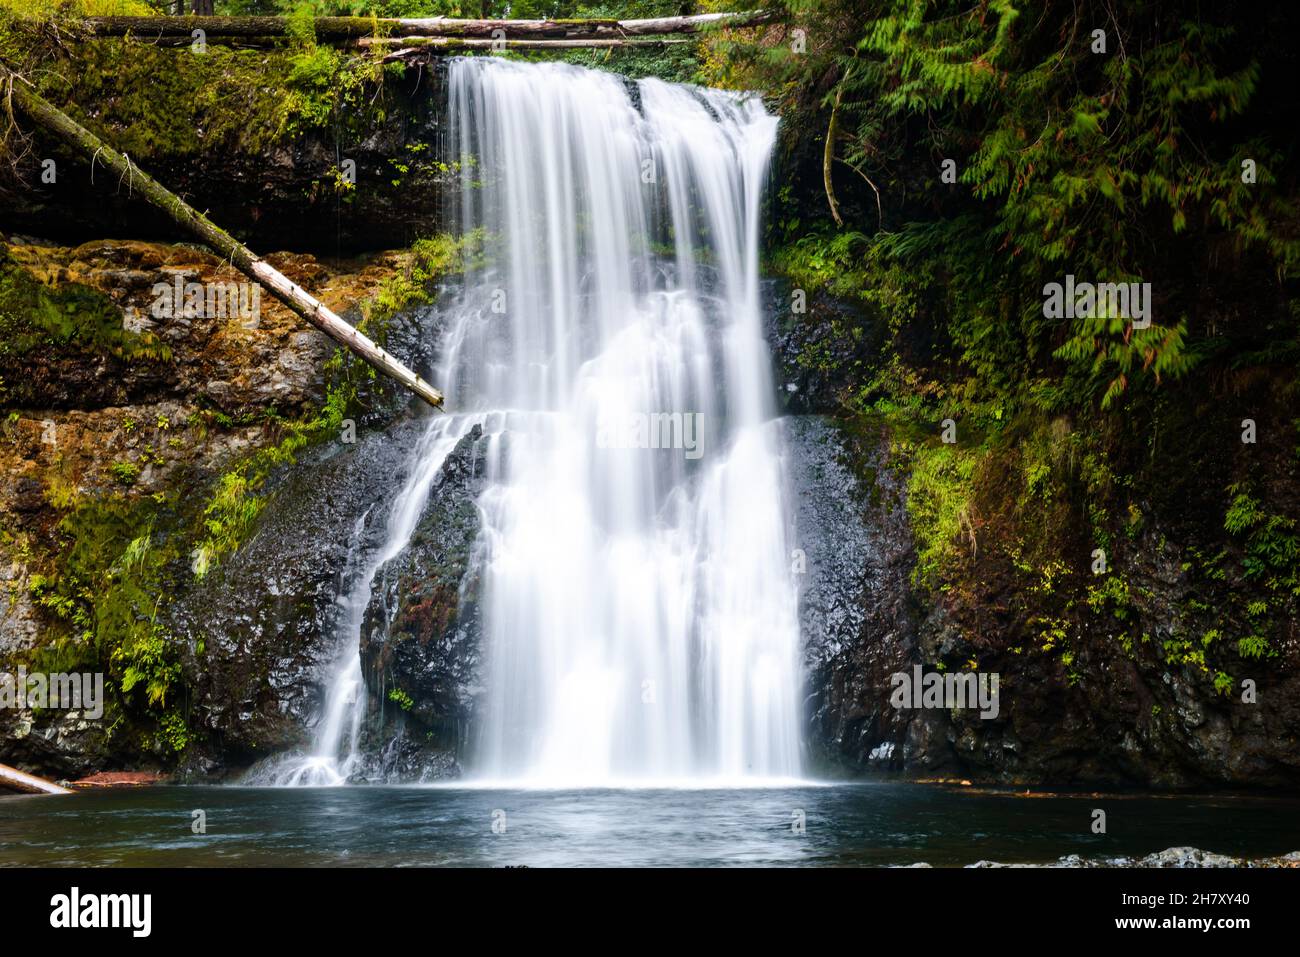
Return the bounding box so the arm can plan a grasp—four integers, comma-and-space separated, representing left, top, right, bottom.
1, 0, 1297, 790
752, 0, 1300, 786
0, 231, 469, 778
2, 3, 451, 251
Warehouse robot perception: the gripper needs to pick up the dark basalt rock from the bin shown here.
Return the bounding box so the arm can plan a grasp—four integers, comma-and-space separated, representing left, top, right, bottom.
358, 424, 493, 774
165, 416, 429, 776
0, 710, 126, 783
904, 524, 1300, 788
783, 414, 923, 775
763, 278, 883, 415
771, 301, 1300, 788
351, 728, 464, 784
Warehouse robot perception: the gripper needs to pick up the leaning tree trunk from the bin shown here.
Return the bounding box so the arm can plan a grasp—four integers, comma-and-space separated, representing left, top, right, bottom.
0, 64, 443, 410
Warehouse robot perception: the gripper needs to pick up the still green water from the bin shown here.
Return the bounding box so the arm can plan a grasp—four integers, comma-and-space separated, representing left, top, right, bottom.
2, 783, 1297, 867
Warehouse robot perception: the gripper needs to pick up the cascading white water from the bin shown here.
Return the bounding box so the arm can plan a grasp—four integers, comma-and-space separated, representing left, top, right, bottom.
267, 417, 481, 786
446, 59, 801, 785
276, 57, 801, 787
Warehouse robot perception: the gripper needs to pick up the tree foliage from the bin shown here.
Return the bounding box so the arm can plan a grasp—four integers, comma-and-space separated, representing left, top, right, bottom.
720, 0, 1298, 417
720, 1, 1298, 675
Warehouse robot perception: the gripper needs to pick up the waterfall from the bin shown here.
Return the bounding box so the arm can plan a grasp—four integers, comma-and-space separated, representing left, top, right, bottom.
264, 417, 482, 786
274, 57, 801, 787
447, 59, 800, 785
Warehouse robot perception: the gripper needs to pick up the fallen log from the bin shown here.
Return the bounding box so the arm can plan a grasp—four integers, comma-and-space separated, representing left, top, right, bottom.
364, 36, 695, 56
128, 35, 695, 52
71, 771, 165, 789
0, 762, 71, 795
80, 11, 774, 42
0, 64, 444, 410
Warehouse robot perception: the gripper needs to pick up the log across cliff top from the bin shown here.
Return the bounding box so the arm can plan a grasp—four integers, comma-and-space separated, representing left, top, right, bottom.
80, 10, 776, 42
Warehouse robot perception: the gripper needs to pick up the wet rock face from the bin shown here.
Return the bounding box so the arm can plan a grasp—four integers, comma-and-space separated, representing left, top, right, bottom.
165, 418, 429, 774
0, 711, 122, 782
359, 425, 491, 771
906, 533, 1300, 788
783, 415, 923, 775
768, 292, 1300, 788
0, 237, 431, 781
777, 419, 1300, 787
353, 732, 463, 784
763, 279, 883, 415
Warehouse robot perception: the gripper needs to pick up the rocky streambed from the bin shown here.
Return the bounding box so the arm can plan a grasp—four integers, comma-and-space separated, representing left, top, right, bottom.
960, 846, 1300, 868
